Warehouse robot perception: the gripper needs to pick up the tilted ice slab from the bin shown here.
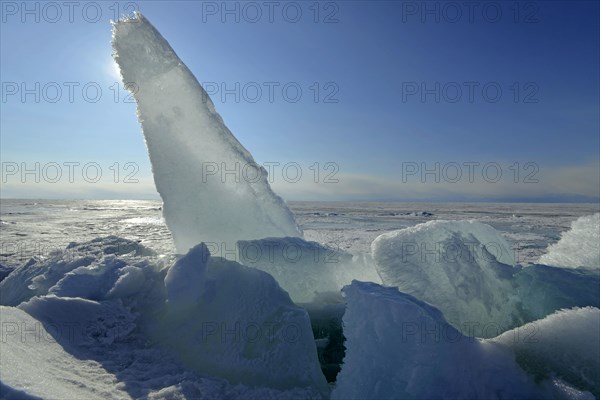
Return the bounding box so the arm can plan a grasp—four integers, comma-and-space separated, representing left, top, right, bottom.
332, 281, 597, 400
371, 220, 600, 338
112, 13, 301, 254
494, 306, 600, 398
538, 213, 600, 269
371, 220, 519, 337
158, 243, 328, 394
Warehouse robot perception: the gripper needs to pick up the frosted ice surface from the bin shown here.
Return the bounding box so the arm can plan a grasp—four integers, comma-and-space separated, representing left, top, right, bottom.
538, 213, 600, 269
513, 264, 600, 322
112, 13, 301, 254
331, 281, 598, 400
237, 237, 381, 303
331, 281, 596, 400
495, 306, 600, 398
19, 295, 137, 347
371, 220, 519, 337
157, 243, 328, 394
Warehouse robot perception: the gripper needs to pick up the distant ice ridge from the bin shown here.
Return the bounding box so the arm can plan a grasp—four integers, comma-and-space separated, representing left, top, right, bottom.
332, 281, 597, 400
112, 13, 301, 254
0, 237, 327, 399
538, 213, 600, 269
371, 220, 600, 337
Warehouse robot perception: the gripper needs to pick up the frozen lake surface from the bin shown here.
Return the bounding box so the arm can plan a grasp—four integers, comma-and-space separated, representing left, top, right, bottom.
1, 199, 598, 268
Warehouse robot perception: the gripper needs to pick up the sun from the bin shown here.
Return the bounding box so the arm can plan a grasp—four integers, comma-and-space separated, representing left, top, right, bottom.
106, 58, 122, 81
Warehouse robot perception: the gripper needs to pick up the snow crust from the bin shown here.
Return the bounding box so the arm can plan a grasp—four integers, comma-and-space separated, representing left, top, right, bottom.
0, 306, 130, 400
332, 281, 596, 400
0, 305, 322, 400
538, 213, 600, 268
112, 12, 301, 254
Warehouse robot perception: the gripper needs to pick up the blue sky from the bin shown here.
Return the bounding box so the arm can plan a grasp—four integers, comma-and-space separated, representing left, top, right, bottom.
1, 0, 599, 202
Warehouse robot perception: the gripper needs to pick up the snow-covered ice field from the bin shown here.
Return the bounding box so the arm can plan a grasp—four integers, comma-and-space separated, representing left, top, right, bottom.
1, 199, 599, 399
1, 199, 598, 268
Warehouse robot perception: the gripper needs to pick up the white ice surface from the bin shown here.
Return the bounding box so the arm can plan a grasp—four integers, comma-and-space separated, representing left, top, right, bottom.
538, 213, 600, 269
0, 263, 13, 282
495, 306, 600, 398
111, 13, 301, 254
371, 220, 519, 337
371, 220, 600, 338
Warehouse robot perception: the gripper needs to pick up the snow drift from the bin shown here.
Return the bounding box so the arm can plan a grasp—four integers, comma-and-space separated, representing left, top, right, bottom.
0, 304, 323, 400
0, 236, 158, 307
0, 305, 129, 400
112, 12, 301, 255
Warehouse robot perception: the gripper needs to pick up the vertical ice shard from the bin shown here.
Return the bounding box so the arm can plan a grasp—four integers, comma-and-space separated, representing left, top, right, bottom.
112, 13, 302, 254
